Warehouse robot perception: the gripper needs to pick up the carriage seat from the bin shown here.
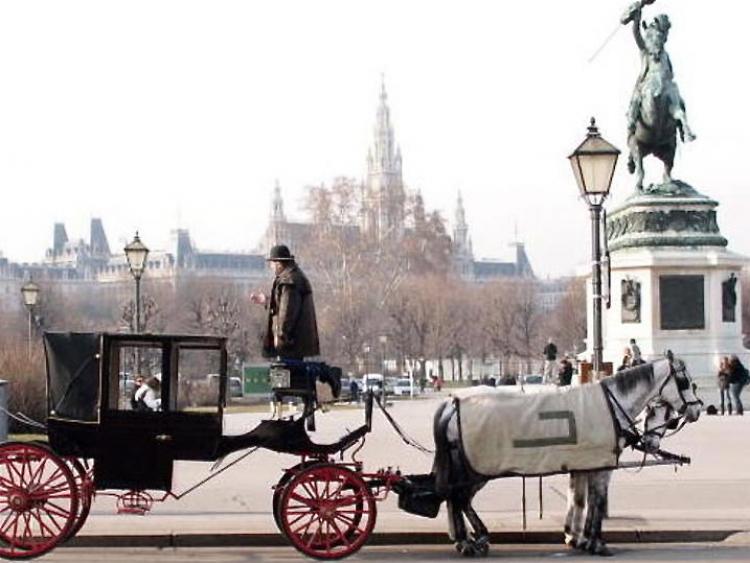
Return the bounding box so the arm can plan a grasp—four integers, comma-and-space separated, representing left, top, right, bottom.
269, 360, 342, 406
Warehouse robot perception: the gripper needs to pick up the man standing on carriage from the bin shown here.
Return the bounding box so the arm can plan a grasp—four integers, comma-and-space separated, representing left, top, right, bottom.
250, 244, 320, 360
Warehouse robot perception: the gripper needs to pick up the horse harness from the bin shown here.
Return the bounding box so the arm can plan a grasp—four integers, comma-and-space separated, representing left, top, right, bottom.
602, 364, 702, 451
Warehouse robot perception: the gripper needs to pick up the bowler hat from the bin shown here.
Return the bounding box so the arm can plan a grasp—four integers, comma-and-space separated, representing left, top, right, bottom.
267, 244, 295, 262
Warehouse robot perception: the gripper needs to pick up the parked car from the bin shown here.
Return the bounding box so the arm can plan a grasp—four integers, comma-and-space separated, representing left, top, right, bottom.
338, 377, 353, 402
229, 376, 243, 398
362, 373, 389, 396
391, 378, 415, 397
208, 373, 243, 398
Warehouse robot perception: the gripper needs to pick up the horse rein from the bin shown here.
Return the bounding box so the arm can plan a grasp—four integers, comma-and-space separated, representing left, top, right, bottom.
604, 364, 701, 449
648, 365, 703, 438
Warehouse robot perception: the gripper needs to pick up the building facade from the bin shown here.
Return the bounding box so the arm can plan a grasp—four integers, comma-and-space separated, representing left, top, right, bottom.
1, 80, 535, 315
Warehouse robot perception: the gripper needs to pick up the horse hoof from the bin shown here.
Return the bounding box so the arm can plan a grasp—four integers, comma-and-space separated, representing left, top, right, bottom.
456, 541, 478, 557
588, 542, 613, 557
475, 537, 490, 557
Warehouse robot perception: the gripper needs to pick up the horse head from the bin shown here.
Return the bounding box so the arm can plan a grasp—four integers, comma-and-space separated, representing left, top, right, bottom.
640, 355, 701, 453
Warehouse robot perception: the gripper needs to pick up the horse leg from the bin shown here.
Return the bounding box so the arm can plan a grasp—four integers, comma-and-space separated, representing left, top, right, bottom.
463, 485, 490, 556
434, 400, 487, 557
451, 489, 490, 558
583, 471, 613, 556
628, 137, 645, 191
564, 472, 588, 549
671, 105, 696, 142
660, 145, 675, 185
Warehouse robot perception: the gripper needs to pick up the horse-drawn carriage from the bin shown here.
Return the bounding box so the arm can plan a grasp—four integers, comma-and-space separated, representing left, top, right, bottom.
0, 332, 425, 560
0, 331, 701, 559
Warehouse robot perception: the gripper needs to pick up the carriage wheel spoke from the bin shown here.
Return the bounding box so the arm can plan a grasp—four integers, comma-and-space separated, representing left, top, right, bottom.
298, 480, 318, 501
30, 507, 57, 538
0, 510, 20, 537
290, 512, 317, 535
287, 491, 315, 507
333, 513, 366, 537
6, 459, 26, 487
42, 500, 73, 521
327, 517, 347, 544
32, 466, 65, 492
0, 473, 19, 490
304, 516, 324, 548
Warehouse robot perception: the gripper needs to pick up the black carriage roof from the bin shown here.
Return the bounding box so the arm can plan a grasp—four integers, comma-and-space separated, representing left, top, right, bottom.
44, 332, 227, 422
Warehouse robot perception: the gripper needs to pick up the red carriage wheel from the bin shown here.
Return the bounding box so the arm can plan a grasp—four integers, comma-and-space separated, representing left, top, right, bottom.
0, 442, 79, 559
63, 458, 94, 540
279, 464, 376, 560
272, 461, 318, 535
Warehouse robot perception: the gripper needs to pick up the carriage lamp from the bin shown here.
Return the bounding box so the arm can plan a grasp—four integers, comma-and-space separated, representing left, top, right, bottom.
568, 118, 620, 379
21, 279, 40, 358
124, 232, 149, 334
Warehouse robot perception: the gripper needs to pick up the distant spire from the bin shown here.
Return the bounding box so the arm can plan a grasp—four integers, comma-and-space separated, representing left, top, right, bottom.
271, 179, 285, 221
370, 76, 396, 174
453, 191, 471, 260
455, 191, 467, 228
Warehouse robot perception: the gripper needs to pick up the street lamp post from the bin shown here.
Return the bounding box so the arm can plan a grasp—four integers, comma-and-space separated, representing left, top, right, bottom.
124, 232, 149, 377
568, 118, 620, 378
20, 280, 40, 358
124, 232, 149, 334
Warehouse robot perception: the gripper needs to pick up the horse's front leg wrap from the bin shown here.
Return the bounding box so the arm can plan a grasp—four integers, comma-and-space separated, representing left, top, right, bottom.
584, 472, 613, 556
564, 473, 587, 548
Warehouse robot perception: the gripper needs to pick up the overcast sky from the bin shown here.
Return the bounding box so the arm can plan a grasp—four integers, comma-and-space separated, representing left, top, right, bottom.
0, 0, 748, 278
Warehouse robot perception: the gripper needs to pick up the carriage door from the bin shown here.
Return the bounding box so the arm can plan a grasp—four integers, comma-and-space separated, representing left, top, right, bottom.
96, 337, 174, 491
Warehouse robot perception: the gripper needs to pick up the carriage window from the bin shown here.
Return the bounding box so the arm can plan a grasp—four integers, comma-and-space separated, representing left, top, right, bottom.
174, 347, 223, 413
110, 344, 164, 411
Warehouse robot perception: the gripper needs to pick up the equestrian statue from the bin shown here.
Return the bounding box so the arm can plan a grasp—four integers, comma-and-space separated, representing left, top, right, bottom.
621, 0, 697, 194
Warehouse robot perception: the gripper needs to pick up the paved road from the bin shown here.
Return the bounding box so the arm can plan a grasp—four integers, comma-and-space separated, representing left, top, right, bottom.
37, 542, 750, 562
78, 389, 750, 538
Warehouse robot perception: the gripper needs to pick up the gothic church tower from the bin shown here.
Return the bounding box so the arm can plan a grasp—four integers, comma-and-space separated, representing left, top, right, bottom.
362, 77, 406, 240
452, 191, 474, 278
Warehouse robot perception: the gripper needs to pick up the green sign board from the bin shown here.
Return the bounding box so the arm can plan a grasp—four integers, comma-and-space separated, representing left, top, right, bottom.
243, 364, 271, 394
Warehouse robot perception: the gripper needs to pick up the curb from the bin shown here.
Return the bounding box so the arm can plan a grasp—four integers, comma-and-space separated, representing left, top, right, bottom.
66, 530, 741, 549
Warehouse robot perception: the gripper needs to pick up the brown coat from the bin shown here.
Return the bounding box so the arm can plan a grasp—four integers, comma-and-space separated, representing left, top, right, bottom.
263, 263, 320, 359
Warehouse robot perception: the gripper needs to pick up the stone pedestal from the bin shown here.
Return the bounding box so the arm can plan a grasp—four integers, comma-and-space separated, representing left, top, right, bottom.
585, 189, 748, 377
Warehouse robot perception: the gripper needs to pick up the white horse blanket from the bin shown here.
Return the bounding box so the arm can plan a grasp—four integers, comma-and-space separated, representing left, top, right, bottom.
456, 384, 618, 477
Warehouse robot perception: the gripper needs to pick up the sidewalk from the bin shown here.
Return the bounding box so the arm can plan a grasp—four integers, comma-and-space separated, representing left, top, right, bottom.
69, 394, 750, 546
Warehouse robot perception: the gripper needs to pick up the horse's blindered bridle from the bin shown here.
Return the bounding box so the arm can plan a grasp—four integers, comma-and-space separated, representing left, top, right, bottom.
604, 361, 702, 450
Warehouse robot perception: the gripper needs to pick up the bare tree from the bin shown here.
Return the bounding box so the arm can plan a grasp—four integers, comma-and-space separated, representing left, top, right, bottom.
513, 280, 542, 372
478, 281, 521, 375
548, 277, 587, 355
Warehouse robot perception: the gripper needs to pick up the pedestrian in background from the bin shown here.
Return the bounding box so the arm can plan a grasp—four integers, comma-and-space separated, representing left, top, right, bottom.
629, 338, 644, 366
543, 338, 558, 384
717, 356, 732, 415
557, 356, 573, 386
728, 355, 749, 416
617, 347, 632, 372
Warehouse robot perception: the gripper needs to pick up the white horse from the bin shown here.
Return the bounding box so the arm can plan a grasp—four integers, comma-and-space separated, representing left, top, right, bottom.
431, 357, 701, 557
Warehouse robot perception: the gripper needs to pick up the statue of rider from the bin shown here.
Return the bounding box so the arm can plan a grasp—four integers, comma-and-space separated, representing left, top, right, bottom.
621, 0, 696, 144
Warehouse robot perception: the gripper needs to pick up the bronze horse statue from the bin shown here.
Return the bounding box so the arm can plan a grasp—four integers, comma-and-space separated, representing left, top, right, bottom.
622, 1, 696, 192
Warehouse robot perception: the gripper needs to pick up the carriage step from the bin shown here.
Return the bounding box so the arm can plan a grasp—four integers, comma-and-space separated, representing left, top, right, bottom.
116, 490, 154, 515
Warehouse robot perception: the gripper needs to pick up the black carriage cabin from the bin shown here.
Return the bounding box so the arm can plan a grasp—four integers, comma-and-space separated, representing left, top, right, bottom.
45, 332, 228, 491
